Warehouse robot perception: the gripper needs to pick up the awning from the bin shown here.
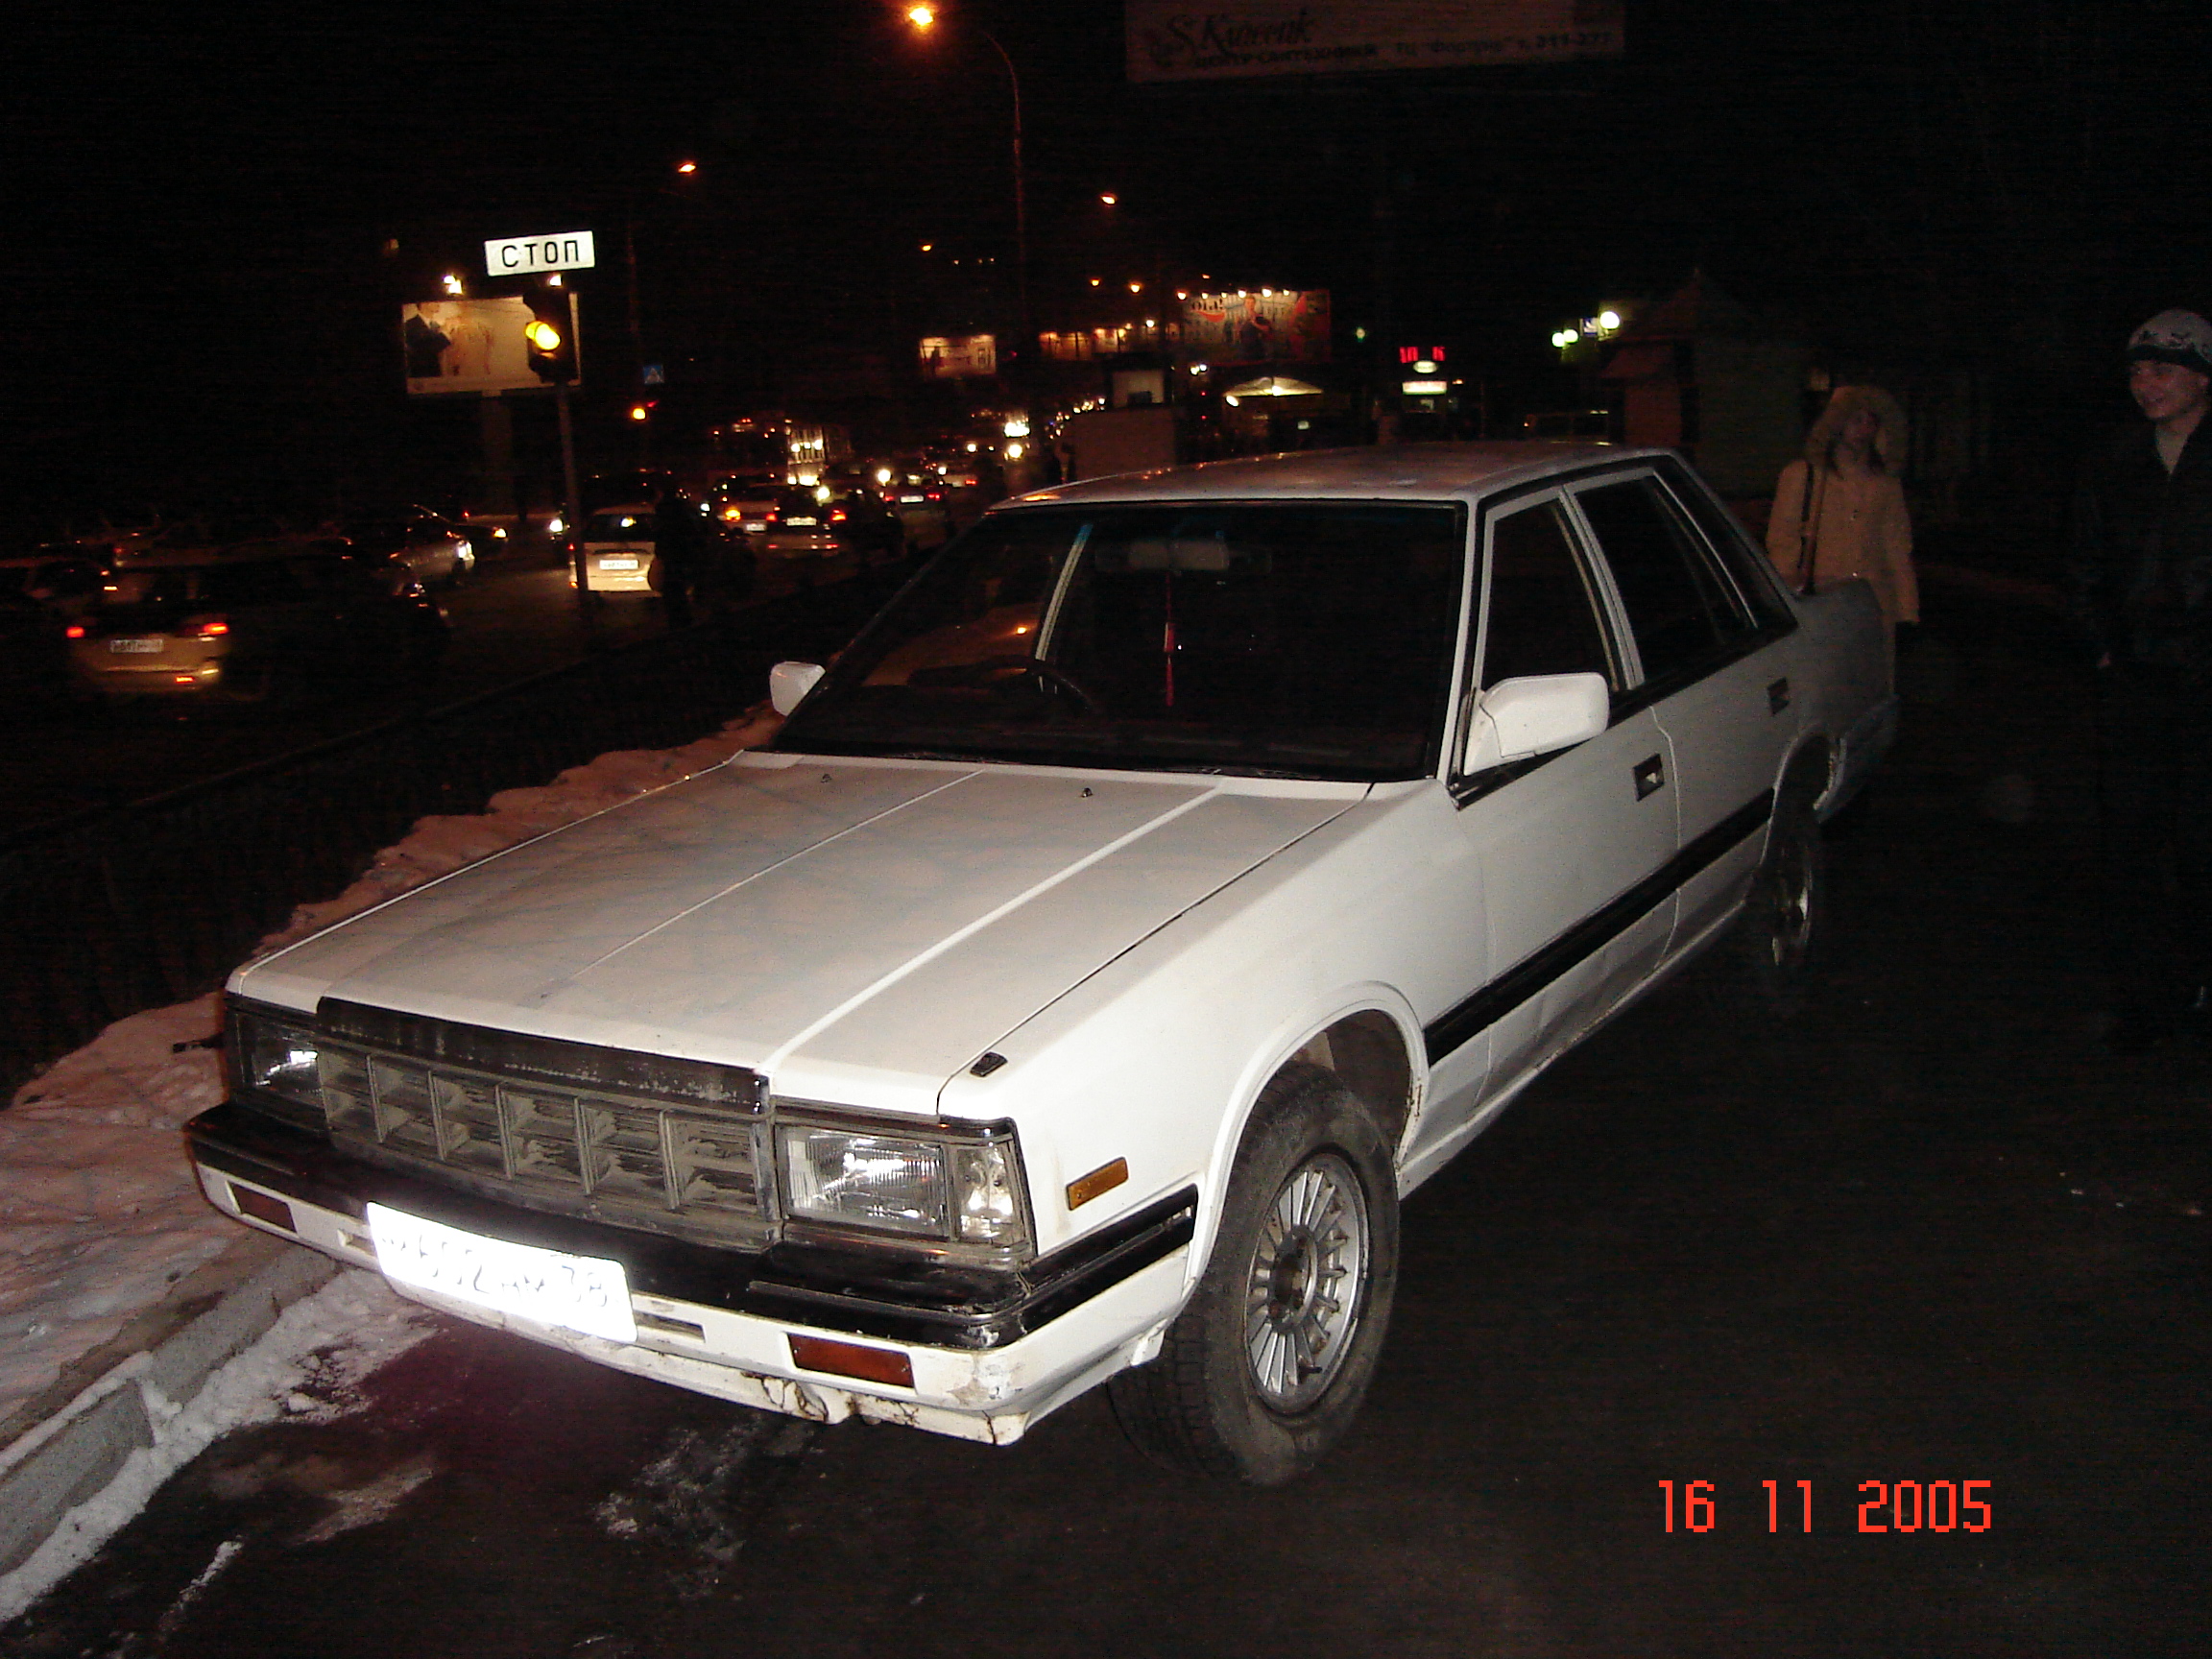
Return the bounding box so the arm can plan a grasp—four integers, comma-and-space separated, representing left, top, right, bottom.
1222, 374, 1323, 405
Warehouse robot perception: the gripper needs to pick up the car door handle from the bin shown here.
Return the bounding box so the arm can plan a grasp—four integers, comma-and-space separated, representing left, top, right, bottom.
1633, 755, 1666, 799
1767, 676, 1791, 713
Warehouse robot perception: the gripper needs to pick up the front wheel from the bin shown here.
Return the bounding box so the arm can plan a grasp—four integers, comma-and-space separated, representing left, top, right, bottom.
1109, 1066, 1399, 1485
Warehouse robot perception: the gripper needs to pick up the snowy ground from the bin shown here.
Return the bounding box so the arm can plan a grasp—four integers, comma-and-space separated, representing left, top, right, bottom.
0, 1269, 437, 1623
0, 708, 781, 1515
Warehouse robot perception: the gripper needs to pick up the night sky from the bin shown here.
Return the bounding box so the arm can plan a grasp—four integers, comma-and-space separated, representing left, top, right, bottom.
8, 0, 2208, 521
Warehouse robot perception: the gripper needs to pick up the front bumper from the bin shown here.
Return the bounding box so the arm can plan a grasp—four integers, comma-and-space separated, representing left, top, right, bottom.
186, 1101, 1194, 1442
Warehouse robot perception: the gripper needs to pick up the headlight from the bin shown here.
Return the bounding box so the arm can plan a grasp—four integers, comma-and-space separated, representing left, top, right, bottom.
776, 1115, 1030, 1254
226, 1000, 327, 1128
783, 1130, 946, 1236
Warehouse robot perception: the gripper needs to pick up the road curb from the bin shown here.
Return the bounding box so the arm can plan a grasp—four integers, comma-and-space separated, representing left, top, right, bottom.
0, 1234, 337, 1576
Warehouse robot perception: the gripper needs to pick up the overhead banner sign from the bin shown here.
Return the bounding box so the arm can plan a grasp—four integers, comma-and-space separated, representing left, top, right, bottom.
1126, 1, 1623, 83
1180, 291, 1333, 364
401, 295, 580, 396
483, 230, 597, 275
920, 335, 998, 379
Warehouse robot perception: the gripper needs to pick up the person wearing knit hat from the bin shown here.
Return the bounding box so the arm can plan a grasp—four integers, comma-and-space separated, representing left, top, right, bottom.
1764, 384, 1919, 630
2070, 308, 2212, 1052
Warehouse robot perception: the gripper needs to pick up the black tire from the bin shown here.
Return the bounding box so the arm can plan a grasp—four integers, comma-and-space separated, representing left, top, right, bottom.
1109, 1065, 1399, 1485
1733, 788, 1826, 1017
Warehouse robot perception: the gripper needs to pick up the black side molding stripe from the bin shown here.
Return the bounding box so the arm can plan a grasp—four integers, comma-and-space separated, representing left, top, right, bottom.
1424, 788, 1774, 1064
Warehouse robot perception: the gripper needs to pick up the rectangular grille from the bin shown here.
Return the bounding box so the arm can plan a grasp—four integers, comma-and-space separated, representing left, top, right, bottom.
313, 1043, 762, 1225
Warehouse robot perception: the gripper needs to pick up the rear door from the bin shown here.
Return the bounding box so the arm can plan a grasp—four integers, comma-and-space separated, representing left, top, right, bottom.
1561, 466, 1799, 956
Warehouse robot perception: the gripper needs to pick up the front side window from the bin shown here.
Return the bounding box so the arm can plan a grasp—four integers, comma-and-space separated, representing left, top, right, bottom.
1479, 499, 1618, 691
776, 502, 1467, 781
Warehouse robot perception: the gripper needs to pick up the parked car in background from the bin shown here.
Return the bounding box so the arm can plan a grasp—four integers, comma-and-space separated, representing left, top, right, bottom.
822, 489, 906, 562
67, 542, 445, 706
579, 502, 755, 604
341, 510, 474, 589
748, 488, 841, 562
709, 473, 784, 537
0, 549, 96, 704
186, 445, 1892, 1485
882, 467, 954, 551
577, 505, 659, 595
751, 487, 902, 565
0, 547, 107, 622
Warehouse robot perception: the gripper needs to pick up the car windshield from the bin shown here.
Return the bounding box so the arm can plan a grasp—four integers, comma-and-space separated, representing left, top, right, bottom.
775, 501, 1466, 781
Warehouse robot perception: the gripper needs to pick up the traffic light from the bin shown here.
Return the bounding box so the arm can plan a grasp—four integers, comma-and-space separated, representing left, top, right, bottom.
523, 288, 577, 384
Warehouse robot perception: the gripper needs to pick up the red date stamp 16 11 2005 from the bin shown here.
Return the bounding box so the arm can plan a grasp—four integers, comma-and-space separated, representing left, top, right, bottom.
1660, 1480, 1993, 1534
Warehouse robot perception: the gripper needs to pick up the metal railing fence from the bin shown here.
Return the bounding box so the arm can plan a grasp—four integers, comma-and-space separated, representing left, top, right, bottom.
0, 573, 899, 1099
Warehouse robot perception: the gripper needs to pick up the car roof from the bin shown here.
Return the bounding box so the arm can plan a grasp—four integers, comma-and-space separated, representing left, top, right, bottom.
998, 443, 1672, 510
101, 540, 332, 569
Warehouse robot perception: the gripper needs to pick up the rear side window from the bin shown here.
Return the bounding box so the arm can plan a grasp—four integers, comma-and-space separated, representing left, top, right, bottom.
1656, 461, 1794, 629
1572, 476, 1754, 685
1479, 500, 1617, 691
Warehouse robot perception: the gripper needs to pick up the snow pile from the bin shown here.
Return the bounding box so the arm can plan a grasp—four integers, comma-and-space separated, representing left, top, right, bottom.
0, 1270, 434, 1623
257, 707, 782, 953
0, 997, 236, 1415
0, 705, 782, 1431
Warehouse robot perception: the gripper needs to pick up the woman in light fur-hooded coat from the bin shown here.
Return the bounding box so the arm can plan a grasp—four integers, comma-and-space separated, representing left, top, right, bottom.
1765, 384, 1918, 627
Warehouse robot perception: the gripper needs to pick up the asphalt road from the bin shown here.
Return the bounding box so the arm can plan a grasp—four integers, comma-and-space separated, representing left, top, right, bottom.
0, 542, 910, 839
3, 579, 2204, 1659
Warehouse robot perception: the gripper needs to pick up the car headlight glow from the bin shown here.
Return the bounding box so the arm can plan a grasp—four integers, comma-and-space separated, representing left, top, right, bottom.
226, 1000, 327, 1127
776, 1115, 1031, 1253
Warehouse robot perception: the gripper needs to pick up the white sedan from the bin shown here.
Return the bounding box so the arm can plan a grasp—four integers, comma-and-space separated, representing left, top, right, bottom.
188, 445, 1893, 1484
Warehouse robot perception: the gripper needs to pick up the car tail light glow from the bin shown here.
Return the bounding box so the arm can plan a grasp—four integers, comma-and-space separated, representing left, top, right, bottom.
65, 623, 85, 638
187, 615, 229, 637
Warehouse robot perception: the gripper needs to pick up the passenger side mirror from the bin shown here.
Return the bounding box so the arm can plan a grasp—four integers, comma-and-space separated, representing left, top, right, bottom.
769, 660, 826, 715
1461, 671, 1610, 772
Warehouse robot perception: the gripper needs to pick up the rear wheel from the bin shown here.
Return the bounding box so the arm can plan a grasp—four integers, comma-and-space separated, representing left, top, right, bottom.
1109, 1065, 1398, 1485
1734, 789, 1826, 1016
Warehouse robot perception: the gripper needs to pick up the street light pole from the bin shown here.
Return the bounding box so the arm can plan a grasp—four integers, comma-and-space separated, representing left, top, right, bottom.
906, 7, 1029, 384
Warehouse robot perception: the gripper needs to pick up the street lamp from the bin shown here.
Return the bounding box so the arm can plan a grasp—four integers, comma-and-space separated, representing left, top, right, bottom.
905, 4, 1029, 381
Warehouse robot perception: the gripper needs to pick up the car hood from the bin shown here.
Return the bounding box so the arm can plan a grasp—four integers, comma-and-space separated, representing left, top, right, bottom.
236, 754, 1361, 1113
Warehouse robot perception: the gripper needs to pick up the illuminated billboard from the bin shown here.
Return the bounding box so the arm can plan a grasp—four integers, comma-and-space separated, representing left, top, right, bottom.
1127, 0, 1623, 84
1180, 291, 1332, 364
400, 295, 580, 397
920, 335, 998, 379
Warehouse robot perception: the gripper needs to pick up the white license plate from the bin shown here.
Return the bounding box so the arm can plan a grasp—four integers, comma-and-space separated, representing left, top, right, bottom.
108, 637, 165, 654
367, 1203, 637, 1343
784, 517, 819, 527
597, 556, 639, 570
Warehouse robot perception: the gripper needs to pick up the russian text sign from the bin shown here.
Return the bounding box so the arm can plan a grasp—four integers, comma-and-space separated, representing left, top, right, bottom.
484, 231, 597, 276
1127, 1, 1623, 84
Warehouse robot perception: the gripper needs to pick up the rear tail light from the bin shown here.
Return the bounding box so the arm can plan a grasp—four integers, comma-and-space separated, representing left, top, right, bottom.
186, 614, 229, 637
65, 623, 85, 638
830, 509, 849, 523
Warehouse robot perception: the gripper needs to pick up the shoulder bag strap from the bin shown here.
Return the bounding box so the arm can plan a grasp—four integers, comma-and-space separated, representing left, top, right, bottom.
1796, 464, 1826, 593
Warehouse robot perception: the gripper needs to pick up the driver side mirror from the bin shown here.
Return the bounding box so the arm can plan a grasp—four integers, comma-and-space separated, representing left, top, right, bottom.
769, 660, 826, 715
1461, 671, 1610, 772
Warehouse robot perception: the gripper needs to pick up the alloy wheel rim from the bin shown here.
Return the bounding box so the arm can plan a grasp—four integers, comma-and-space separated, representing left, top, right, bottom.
1769, 833, 1815, 969
1242, 1152, 1369, 1412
